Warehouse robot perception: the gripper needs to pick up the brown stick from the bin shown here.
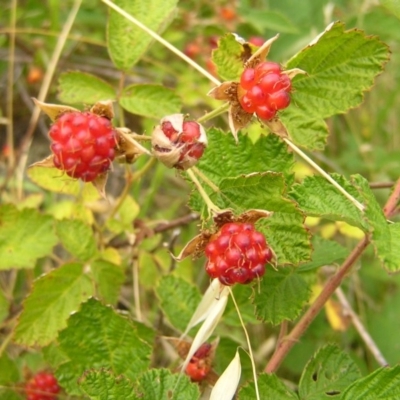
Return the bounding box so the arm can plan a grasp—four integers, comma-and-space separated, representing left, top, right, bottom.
265, 178, 400, 374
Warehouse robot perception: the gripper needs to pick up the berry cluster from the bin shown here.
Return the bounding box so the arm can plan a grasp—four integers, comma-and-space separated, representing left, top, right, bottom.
205, 222, 272, 285
49, 111, 116, 182
25, 372, 60, 400
185, 343, 212, 382
238, 61, 292, 121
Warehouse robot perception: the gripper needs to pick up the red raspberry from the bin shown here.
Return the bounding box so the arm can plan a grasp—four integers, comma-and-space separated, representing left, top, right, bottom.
25, 372, 60, 400
49, 111, 116, 182
185, 343, 212, 382
205, 222, 272, 285
238, 61, 292, 121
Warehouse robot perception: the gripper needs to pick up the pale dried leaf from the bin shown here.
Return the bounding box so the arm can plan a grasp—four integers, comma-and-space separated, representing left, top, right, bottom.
228, 102, 253, 142
89, 100, 115, 119
29, 155, 55, 169
262, 117, 289, 139
172, 233, 207, 262
33, 98, 78, 121
210, 350, 241, 400
92, 172, 108, 199
208, 82, 235, 101
237, 209, 273, 224
282, 68, 307, 79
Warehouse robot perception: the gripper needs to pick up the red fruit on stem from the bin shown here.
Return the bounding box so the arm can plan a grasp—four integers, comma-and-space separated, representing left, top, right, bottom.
49, 111, 116, 182
25, 372, 60, 400
204, 222, 272, 285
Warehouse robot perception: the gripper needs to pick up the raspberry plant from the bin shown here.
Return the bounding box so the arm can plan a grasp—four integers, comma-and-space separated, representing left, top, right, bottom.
1, 1, 400, 399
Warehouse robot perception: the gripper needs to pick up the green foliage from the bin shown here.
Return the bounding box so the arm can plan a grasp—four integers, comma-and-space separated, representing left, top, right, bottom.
282, 21, 390, 150
55, 298, 154, 395
58, 72, 116, 104
0, 204, 58, 269
381, 0, 400, 19
120, 84, 182, 119
133, 369, 200, 400
155, 275, 202, 331
106, 195, 139, 234
14, 263, 93, 346
253, 266, 310, 324
107, 0, 178, 70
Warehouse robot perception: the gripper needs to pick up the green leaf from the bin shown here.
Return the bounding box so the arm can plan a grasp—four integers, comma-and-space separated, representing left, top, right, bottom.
381, 0, 400, 20
155, 275, 202, 332
79, 369, 135, 400
90, 260, 125, 305
120, 84, 181, 119
289, 174, 366, 230
0, 354, 21, 400
212, 34, 247, 81
0, 204, 58, 269
298, 236, 348, 272
58, 72, 115, 105
106, 195, 140, 234
281, 21, 389, 150
351, 175, 400, 272
56, 298, 154, 395
253, 267, 310, 324
14, 263, 93, 347
27, 166, 100, 200
134, 369, 200, 400
107, 0, 178, 71
239, 373, 298, 399
0, 288, 10, 324
56, 219, 97, 261
341, 366, 400, 400
298, 345, 361, 400
242, 9, 299, 34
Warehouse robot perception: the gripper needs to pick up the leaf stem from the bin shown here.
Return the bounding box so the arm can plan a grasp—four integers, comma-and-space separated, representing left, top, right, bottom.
100, 0, 221, 86
197, 103, 230, 123
283, 138, 365, 212
229, 288, 260, 400
186, 168, 221, 215
191, 166, 220, 193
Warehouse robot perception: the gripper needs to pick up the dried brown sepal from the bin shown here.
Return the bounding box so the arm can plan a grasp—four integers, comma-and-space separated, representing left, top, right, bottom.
244, 34, 280, 69
207, 82, 236, 102
261, 116, 290, 139
29, 154, 55, 169
282, 68, 307, 80
115, 128, 151, 164
228, 100, 254, 142
91, 171, 108, 199
173, 231, 213, 261
236, 209, 273, 224
33, 99, 78, 122
89, 100, 115, 120
212, 209, 236, 228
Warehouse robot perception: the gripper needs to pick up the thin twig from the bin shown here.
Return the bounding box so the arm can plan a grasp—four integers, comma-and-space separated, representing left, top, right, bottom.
383, 178, 400, 218
369, 182, 395, 189
335, 287, 388, 367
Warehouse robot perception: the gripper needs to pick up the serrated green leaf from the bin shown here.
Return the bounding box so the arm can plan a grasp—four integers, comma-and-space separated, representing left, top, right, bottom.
107, 0, 178, 71
28, 166, 100, 200
243, 9, 299, 34
56, 298, 154, 395
212, 34, 246, 81
381, 0, 400, 20
351, 175, 400, 272
79, 369, 135, 400
156, 275, 202, 332
56, 219, 97, 261
106, 194, 140, 234
134, 369, 200, 400
299, 345, 361, 400
341, 365, 400, 400
289, 174, 366, 230
119, 84, 181, 119
253, 267, 310, 324
281, 21, 389, 150
0, 205, 58, 269
0, 354, 22, 400
298, 236, 348, 272
14, 263, 93, 346
58, 72, 115, 105
90, 260, 125, 305
239, 373, 298, 400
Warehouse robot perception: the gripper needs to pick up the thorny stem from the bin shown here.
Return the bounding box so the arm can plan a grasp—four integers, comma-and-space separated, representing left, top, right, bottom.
197, 103, 230, 124
335, 287, 388, 367
229, 288, 260, 400
283, 138, 365, 213
265, 178, 400, 373
186, 168, 221, 214
101, 0, 221, 86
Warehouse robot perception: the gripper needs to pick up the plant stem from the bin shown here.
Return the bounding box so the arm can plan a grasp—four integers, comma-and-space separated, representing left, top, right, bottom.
229, 288, 260, 400
265, 178, 400, 373
283, 138, 365, 212
197, 103, 230, 123
101, 0, 221, 86
191, 166, 220, 192
186, 168, 221, 215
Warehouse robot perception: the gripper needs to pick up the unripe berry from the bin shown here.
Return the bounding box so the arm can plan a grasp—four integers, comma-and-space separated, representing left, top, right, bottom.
185, 342, 212, 382
151, 114, 207, 170
205, 222, 272, 285
49, 111, 116, 182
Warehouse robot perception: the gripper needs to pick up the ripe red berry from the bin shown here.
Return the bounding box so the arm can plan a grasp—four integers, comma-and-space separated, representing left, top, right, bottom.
238, 61, 292, 121
205, 222, 272, 285
185, 343, 212, 382
25, 372, 60, 400
49, 111, 116, 182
